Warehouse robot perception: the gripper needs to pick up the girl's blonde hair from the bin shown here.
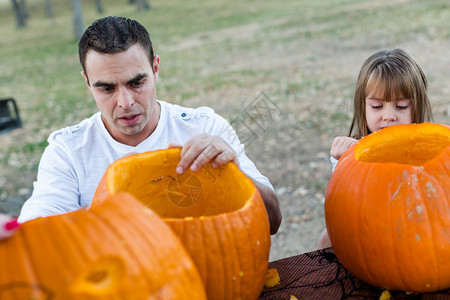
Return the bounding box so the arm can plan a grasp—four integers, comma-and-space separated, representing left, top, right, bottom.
349, 48, 434, 139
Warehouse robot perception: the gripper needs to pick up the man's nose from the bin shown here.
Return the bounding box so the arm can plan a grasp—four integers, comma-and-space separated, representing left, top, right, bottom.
117, 88, 134, 109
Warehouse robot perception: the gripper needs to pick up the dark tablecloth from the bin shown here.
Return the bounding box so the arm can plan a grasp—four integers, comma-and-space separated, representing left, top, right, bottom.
259, 247, 450, 300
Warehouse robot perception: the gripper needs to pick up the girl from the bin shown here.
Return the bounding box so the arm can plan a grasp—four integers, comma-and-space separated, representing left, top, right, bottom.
318, 48, 434, 249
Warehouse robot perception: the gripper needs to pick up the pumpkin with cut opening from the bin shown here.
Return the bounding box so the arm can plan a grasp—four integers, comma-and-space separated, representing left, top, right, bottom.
0, 193, 206, 300
325, 123, 450, 292
93, 147, 271, 300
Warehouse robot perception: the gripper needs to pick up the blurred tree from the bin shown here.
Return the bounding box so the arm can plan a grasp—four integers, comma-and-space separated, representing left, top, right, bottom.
44, 0, 53, 17
71, 0, 84, 40
11, 0, 26, 27
94, 0, 103, 13
137, 0, 150, 10
129, 0, 150, 11
19, 0, 29, 19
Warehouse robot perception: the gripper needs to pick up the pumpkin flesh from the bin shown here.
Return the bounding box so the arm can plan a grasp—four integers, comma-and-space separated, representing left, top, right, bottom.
325, 123, 450, 292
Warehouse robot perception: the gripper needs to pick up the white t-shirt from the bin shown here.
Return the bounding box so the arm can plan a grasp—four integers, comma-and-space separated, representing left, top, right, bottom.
330, 156, 338, 172
19, 100, 273, 222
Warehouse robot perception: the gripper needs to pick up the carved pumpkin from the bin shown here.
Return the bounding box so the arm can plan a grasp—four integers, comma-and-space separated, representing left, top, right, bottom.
325, 123, 450, 292
0, 193, 206, 300
93, 147, 271, 300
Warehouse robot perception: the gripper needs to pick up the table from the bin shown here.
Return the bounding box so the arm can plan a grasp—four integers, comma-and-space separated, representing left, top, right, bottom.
259, 247, 450, 299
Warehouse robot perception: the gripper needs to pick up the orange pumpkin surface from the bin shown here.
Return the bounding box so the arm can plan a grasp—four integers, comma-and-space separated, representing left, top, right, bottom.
0, 193, 206, 300
325, 123, 450, 292
93, 147, 271, 300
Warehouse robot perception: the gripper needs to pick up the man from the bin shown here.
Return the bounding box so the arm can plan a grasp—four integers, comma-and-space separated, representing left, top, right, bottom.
18, 16, 281, 234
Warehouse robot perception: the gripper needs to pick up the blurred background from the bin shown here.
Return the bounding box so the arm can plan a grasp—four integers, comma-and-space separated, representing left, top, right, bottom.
0, 0, 449, 261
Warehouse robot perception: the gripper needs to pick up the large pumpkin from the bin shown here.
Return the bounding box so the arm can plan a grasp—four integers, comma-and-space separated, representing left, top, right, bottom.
93, 147, 271, 300
0, 193, 206, 299
325, 123, 450, 292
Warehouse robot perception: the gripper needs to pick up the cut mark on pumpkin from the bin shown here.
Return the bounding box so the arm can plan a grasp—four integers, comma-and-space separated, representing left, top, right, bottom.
86, 270, 108, 284
70, 255, 125, 295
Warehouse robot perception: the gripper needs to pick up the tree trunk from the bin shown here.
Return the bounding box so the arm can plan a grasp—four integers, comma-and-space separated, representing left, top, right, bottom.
71, 0, 84, 40
136, 0, 150, 10
44, 0, 54, 17
11, 0, 26, 27
19, 0, 29, 19
94, 0, 103, 13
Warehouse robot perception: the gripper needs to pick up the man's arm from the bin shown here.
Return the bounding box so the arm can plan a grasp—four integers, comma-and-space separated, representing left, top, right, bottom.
253, 180, 282, 234
18, 143, 81, 223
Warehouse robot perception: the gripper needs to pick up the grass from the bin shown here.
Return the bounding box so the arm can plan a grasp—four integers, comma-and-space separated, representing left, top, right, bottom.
0, 0, 449, 215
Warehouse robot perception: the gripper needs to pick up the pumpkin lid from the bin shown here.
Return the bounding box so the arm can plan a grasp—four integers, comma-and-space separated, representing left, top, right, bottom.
354, 123, 450, 166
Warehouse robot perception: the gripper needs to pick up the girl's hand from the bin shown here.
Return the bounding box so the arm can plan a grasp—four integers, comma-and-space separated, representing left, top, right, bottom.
330, 136, 358, 160
0, 214, 20, 240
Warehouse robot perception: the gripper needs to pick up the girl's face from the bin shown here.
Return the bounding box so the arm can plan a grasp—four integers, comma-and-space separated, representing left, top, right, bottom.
365, 90, 413, 133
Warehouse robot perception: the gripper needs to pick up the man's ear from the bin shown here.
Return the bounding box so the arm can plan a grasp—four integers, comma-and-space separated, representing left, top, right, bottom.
152, 55, 160, 80
81, 71, 90, 87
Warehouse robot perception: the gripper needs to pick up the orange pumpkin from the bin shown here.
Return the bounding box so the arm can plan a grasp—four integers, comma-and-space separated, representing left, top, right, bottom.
325, 123, 450, 292
0, 193, 206, 300
93, 147, 271, 300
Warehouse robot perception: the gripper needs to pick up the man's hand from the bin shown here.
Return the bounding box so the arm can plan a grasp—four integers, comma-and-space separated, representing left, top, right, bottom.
169, 133, 282, 235
330, 136, 358, 160
169, 133, 238, 174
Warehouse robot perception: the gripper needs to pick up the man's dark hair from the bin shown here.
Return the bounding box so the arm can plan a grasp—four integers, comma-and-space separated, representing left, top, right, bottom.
78, 16, 155, 75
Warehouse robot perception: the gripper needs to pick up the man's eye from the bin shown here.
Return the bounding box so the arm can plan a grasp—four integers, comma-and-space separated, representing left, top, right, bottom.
102, 87, 114, 93
132, 81, 143, 88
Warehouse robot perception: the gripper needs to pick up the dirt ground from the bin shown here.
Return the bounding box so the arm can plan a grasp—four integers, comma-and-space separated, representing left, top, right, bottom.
170, 23, 450, 261
1, 2, 450, 263
146, 2, 450, 261
205, 36, 450, 261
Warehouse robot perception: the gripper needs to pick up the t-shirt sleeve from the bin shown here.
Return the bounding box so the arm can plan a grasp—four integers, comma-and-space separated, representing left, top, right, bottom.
18, 137, 81, 222
204, 110, 274, 190
330, 156, 339, 172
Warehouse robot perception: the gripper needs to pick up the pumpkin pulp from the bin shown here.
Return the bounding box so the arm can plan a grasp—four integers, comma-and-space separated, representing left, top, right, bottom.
102, 149, 254, 219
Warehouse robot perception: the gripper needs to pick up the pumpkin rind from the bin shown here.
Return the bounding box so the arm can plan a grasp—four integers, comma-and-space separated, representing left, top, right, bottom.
93, 147, 271, 300
0, 193, 206, 300
325, 123, 450, 292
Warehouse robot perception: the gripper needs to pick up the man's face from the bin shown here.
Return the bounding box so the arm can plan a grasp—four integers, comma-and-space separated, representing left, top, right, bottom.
82, 44, 160, 146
